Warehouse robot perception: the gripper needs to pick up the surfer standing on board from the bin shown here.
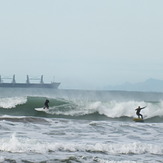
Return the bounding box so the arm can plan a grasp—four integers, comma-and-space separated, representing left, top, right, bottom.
135, 106, 146, 119
44, 99, 49, 109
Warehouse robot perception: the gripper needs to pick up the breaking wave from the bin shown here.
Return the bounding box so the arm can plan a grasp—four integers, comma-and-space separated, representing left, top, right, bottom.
0, 96, 163, 122
0, 133, 162, 155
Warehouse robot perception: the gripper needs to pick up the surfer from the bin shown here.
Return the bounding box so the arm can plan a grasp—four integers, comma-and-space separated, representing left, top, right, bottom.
135, 106, 146, 119
44, 99, 49, 109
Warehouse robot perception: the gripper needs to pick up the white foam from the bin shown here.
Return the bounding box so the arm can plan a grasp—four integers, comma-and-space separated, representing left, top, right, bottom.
79, 100, 146, 118
0, 133, 162, 155
95, 159, 137, 163
143, 101, 163, 118
0, 96, 27, 109
85, 100, 163, 119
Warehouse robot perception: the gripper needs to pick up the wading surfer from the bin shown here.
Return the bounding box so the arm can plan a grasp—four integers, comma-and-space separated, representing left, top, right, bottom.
135, 106, 146, 119
44, 99, 49, 109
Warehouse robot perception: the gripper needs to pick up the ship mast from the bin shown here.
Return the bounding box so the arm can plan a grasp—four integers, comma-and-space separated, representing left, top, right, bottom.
26, 75, 30, 84
40, 75, 44, 84
12, 75, 16, 83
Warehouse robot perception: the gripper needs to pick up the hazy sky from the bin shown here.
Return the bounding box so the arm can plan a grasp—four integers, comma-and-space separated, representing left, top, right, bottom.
0, 0, 163, 89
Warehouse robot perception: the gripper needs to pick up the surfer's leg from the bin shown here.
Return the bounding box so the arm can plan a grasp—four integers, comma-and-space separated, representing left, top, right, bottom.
138, 113, 142, 119
136, 113, 139, 118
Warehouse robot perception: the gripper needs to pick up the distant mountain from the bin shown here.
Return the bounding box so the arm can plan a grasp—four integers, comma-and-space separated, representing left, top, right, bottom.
105, 78, 163, 92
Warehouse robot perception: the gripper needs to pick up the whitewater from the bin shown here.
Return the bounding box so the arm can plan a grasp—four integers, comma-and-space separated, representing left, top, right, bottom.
0, 88, 163, 163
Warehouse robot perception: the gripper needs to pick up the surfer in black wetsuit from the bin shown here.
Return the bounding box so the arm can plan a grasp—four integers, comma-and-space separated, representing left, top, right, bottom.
44, 99, 49, 109
135, 106, 146, 119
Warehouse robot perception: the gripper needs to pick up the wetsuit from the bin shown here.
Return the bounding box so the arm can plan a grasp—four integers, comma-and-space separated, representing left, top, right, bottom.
44, 100, 49, 109
135, 106, 145, 119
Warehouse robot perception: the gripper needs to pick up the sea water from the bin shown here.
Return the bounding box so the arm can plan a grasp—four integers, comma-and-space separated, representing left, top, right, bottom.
0, 88, 163, 163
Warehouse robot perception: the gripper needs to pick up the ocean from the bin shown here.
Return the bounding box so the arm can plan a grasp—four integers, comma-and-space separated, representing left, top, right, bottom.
0, 88, 163, 163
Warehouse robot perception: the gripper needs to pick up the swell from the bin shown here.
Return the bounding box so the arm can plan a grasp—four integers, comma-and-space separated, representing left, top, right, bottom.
0, 96, 69, 117
0, 96, 163, 122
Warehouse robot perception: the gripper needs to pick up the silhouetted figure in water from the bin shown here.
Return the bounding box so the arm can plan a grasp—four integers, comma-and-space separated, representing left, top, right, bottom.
135, 106, 146, 119
44, 99, 49, 109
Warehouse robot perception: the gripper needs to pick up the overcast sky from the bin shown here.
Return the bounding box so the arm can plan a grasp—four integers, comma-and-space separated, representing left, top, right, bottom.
0, 0, 163, 89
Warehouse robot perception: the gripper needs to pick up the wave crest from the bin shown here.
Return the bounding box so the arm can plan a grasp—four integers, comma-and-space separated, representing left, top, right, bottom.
0, 96, 163, 122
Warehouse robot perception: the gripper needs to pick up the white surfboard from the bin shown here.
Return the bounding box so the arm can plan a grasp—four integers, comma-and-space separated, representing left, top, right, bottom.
35, 108, 49, 112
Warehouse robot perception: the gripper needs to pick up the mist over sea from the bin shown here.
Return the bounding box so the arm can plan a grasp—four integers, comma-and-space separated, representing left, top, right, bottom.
0, 88, 163, 163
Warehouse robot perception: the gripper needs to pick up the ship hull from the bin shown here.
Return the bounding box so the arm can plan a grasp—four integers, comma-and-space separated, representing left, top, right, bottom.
0, 82, 60, 89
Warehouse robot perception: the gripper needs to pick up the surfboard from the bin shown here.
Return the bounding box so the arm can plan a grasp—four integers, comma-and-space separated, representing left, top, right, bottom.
133, 118, 144, 122
35, 108, 49, 112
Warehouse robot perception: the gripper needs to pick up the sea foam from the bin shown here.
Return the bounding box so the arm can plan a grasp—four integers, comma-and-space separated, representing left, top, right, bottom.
0, 133, 162, 155
0, 97, 27, 109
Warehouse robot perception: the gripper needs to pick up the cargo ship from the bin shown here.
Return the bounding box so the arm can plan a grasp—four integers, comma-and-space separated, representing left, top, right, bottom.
0, 75, 60, 89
